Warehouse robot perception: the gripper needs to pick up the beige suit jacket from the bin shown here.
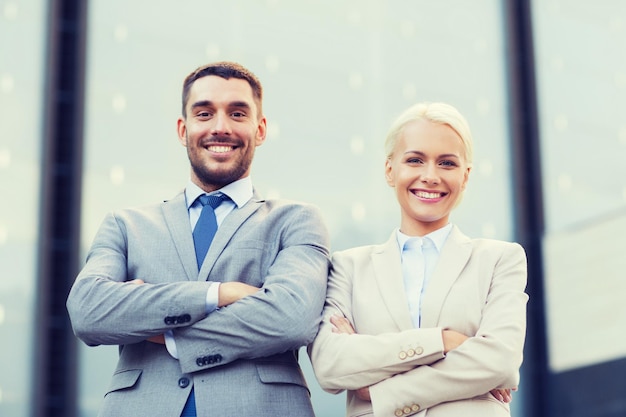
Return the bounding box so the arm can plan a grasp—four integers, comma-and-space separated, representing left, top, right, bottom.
309, 226, 527, 417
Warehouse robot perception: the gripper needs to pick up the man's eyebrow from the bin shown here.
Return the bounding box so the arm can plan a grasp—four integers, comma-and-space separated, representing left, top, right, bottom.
229, 101, 252, 110
190, 100, 252, 110
190, 100, 212, 110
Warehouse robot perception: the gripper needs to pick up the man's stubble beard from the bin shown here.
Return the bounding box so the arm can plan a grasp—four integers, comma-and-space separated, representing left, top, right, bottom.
188, 145, 254, 189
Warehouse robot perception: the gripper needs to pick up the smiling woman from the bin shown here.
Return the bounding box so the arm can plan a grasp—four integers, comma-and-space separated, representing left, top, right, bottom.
384, 108, 471, 237
308, 102, 529, 417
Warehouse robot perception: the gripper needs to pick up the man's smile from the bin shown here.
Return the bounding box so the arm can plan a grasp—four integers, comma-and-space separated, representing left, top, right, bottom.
206, 145, 235, 153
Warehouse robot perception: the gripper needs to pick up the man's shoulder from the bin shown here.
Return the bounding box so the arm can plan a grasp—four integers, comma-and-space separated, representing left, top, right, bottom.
256, 197, 323, 217
251, 198, 328, 239
109, 191, 185, 219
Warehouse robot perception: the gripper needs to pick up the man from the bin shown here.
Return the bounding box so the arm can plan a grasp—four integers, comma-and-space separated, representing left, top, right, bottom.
67, 61, 330, 417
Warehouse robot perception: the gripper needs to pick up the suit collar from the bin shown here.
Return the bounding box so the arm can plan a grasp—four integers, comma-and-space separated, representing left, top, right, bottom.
162, 190, 265, 281
162, 191, 198, 281
371, 232, 416, 331
420, 225, 472, 328
185, 177, 253, 209
395, 223, 453, 253
198, 193, 264, 280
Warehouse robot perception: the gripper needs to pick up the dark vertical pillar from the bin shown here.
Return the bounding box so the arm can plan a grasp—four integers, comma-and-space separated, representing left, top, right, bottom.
33, 1, 88, 416
502, 1, 551, 417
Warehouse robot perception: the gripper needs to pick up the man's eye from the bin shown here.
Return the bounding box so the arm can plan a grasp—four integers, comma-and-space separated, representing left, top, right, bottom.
232, 111, 246, 117
197, 111, 211, 118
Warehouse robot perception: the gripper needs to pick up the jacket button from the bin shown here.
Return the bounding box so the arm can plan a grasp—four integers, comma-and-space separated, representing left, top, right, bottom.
178, 377, 190, 388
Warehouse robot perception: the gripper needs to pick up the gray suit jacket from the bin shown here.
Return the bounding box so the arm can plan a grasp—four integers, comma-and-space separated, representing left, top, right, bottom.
67, 190, 330, 417
309, 226, 527, 417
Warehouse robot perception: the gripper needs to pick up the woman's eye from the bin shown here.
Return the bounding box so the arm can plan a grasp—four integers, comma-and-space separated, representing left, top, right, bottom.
440, 160, 457, 167
407, 158, 422, 164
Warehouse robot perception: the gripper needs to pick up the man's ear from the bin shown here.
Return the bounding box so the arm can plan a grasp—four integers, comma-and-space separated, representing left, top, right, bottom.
255, 116, 267, 146
176, 117, 188, 147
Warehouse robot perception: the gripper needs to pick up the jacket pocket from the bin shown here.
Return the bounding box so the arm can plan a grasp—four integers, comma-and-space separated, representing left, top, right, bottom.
255, 362, 308, 390
105, 369, 142, 396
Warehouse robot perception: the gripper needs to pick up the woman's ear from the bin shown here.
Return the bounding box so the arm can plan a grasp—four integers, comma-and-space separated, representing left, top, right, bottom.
385, 158, 395, 187
461, 166, 471, 190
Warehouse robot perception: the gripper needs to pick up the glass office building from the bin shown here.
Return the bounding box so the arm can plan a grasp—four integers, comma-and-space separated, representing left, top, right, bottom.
1, 1, 624, 416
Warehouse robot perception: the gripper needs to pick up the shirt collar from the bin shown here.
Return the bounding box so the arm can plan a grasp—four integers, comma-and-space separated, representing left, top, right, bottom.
395, 223, 453, 253
185, 176, 253, 210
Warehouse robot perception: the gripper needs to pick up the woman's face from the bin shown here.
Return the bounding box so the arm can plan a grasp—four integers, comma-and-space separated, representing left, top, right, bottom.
385, 119, 471, 236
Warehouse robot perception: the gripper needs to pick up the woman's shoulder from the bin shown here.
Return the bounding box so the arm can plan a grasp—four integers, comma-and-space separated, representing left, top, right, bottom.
466, 236, 527, 261
334, 236, 392, 257
332, 242, 382, 258
450, 226, 526, 259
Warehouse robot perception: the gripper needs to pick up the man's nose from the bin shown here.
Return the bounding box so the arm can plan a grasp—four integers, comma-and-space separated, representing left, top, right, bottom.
211, 112, 232, 135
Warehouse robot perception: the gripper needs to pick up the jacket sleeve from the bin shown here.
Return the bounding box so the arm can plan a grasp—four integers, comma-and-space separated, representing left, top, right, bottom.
308, 250, 445, 392
173, 204, 330, 374
369, 242, 528, 416
66, 211, 212, 346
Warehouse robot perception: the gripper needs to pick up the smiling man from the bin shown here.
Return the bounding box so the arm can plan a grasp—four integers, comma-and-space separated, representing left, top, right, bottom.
67, 61, 330, 417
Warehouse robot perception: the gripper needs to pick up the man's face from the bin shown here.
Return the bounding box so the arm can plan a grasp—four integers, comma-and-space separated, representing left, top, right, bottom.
177, 75, 266, 192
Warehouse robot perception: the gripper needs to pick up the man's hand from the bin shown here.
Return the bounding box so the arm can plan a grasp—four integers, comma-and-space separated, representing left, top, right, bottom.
147, 334, 165, 344
218, 282, 260, 307
330, 315, 373, 401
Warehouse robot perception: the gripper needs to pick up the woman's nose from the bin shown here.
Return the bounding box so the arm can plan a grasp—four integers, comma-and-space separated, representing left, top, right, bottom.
421, 163, 440, 184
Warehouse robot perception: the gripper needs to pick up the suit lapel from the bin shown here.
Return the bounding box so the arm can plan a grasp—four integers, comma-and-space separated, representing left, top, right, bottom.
372, 233, 415, 331
420, 225, 472, 328
162, 191, 197, 281
198, 194, 264, 281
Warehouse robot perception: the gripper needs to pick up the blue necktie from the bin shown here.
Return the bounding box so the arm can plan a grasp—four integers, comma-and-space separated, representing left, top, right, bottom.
182, 193, 229, 417
192, 193, 229, 268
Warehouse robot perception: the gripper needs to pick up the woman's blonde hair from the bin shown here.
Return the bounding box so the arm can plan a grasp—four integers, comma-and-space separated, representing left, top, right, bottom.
384, 102, 474, 168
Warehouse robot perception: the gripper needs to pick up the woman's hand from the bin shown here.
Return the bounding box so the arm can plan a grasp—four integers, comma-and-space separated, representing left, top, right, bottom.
441, 329, 469, 353
330, 314, 356, 334
490, 387, 516, 403
355, 387, 371, 401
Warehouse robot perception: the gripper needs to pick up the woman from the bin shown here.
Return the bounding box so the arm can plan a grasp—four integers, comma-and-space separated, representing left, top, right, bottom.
309, 102, 527, 417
